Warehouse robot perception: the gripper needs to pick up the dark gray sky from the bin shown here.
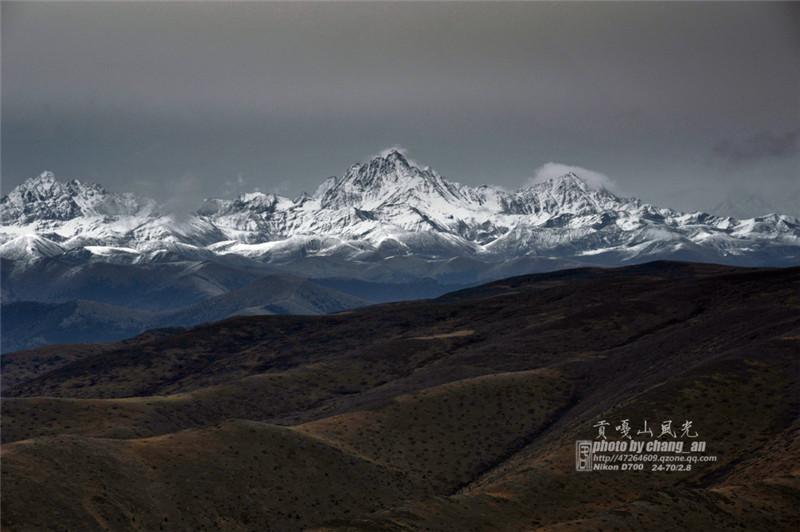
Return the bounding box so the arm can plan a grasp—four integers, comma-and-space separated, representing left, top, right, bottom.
3, 1, 799, 216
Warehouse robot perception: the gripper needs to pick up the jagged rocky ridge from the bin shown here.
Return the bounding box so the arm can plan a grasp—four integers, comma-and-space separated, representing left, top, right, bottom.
2, 149, 799, 270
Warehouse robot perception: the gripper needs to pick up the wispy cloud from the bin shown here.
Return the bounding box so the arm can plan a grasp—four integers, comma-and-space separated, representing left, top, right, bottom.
714, 128, 800, 163
163, 172, 208, 216
268, 181, 290, 196
221, 173, 249, 198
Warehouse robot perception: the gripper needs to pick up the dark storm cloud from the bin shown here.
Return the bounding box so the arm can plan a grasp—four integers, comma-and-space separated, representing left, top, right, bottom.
713, 129, 800, 163
2, 1, 798, 215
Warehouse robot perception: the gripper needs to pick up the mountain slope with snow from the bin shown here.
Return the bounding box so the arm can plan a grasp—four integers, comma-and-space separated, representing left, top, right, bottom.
2, 150, 798, 279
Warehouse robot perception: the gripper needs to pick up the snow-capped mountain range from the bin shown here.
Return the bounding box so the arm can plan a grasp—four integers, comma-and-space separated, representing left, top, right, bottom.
2, 149, 799, 271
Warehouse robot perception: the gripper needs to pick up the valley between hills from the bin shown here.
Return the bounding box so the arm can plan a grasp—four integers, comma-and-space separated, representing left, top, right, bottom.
2, 261, 799, 530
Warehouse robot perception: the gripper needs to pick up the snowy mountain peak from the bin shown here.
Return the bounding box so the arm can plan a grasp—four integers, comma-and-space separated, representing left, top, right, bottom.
17, 171, 68, 197
2, 172, 83, 223
33, 170, 57, 183
1, 172, 157, 224
10, 171, 111, 202
357, 149, 417, 179
507, 172, 623, 219
2, 154, 799, 271
380, 147, 409, 161
376, 147, 413, 166
316, 149, 460, 210
555, 172, 604, 197
558, 171, 583, 184
531, 171, 615, 198
537, 172, 617, 199
547, 172, 595, 191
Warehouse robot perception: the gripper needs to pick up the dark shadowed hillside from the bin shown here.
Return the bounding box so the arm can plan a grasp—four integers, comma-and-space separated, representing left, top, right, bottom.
1, 274, 369, 353
2, 261, 799, 531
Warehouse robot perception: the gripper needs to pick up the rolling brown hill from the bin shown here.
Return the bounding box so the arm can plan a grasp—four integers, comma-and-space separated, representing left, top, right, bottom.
2, 261, 799, 530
